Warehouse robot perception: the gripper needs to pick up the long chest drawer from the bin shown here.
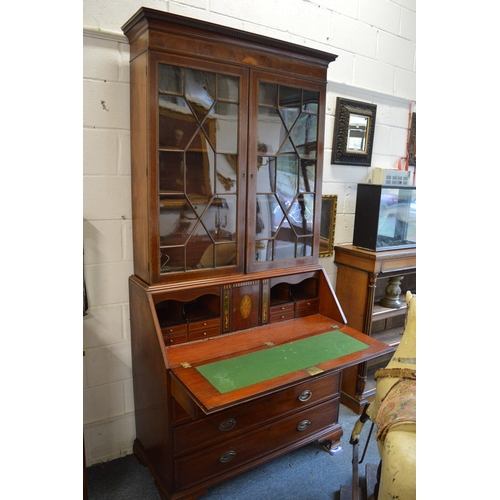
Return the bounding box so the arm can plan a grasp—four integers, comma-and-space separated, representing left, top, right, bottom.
173, 370, 340, 456
174, 398, 339, 490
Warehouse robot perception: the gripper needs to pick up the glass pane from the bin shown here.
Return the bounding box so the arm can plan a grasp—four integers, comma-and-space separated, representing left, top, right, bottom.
258, 106, 285, 156
299, 160, 315, 193
297, 235, 313, 257
279, 107, 299, 131
185, 68, 216, 121
186, 132, 214, 199
276, 155, 298, 208
218, 194, 237, 240
158, 64, 183, 94
187, 222, 213, 269
159, 96, 196, 148
274, 229, 296, 260
210, 102, 239, 153
258, 82, 277, 106
302, 90, 319, 114
254, 194, 278, 236
256, 155, 275, 193
216, 154, 237, 194
287, 194, 314, 236
217, 74, 239, 102
255, 239, 272, 262
200, 195, 237, 242
159, 196, 197, 241
160, 246, 185, 272
291, 113, 317, 157
159, 151, 184, 192
215, 242, 237, 266
279, 86, 301, 109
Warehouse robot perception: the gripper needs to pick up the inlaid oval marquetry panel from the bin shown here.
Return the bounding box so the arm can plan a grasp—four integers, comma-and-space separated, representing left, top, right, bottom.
240, 295, 252, 319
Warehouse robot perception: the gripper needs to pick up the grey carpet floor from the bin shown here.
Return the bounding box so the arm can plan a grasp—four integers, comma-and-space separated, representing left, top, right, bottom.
86, 404, 380, 500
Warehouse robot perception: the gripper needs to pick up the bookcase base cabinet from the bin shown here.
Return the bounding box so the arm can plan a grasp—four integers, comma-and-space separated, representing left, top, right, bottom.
129, 266, 392, 500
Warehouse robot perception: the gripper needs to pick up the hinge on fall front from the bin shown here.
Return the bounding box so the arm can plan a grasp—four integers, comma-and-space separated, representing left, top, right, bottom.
180, 362, 192, 369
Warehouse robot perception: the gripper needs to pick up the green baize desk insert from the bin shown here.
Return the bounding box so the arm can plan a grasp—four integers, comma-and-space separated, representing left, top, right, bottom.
196, 330, 368, 394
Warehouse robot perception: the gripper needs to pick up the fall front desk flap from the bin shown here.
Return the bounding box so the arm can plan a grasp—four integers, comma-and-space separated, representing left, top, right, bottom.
169, 322, 392, 415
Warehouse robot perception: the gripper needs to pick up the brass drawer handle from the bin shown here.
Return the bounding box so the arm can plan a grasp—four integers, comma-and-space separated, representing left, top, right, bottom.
297, 419, 311, 432
219, 418, 236, 431
298, 390, 312, 402
219, 451, 236, 463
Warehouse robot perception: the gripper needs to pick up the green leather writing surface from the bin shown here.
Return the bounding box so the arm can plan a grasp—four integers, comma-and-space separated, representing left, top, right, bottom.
196, 330, 368, 394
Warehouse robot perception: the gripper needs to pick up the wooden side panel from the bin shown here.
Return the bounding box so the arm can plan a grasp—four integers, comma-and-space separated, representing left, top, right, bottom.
128, 277, 173, 491
129, 52, 150, 284
318, 267, 347, 324
333, 265, 370, 332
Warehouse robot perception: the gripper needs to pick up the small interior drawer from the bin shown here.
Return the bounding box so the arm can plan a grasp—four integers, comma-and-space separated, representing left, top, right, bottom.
295, 298, 320, 317
269, 302, 294, 315
189, 327, 220, 341
162, 324, 188, 336
188, 317, 220, 333
164, 333, 189, 346
269, 302, 295, 323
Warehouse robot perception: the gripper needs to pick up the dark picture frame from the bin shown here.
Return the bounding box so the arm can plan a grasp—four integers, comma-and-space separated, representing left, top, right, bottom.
331, 97, 377, 166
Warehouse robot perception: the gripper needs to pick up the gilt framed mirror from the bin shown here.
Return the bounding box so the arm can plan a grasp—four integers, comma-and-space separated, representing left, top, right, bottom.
408, 112, 416, 167
319, 195, 337, 258
331, 98, 377, 166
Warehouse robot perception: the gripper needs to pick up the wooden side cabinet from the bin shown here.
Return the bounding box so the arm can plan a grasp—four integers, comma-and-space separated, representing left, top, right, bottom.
333, 244, 416, 414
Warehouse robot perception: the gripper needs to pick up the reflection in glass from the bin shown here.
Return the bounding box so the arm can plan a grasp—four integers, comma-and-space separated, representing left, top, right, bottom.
257, 106, 284, 155
217, 74, 239, 102
216, 154, 237, 193
377, 188, 416, 248
158, 65, 183, 94
158, 64, 239, 273
292, 114, 317, 157
258, 82, 277, 106
185, 68, 216, 116
299, 159, 315, 193
209, 102, 238, 153
346, 114, 369, 153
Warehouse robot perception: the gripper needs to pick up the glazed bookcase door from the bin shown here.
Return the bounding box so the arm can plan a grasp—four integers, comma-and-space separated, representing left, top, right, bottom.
149, 54, 248, 281
246, 70, 325, 274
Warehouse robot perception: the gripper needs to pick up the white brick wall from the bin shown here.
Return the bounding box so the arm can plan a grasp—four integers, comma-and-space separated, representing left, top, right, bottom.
83, 0, 416, 465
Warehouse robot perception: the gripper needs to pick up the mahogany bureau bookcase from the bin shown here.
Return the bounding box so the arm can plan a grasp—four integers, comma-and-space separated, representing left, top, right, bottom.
122, 8, 392, 500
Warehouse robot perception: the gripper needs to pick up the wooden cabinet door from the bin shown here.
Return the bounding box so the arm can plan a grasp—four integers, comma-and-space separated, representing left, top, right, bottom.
245, 70, 326, 274
139, 54, 249, 283
231, 281, 261, 331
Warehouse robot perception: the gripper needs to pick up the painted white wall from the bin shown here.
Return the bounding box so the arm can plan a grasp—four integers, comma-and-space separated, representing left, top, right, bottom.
83, 0, 416, 465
